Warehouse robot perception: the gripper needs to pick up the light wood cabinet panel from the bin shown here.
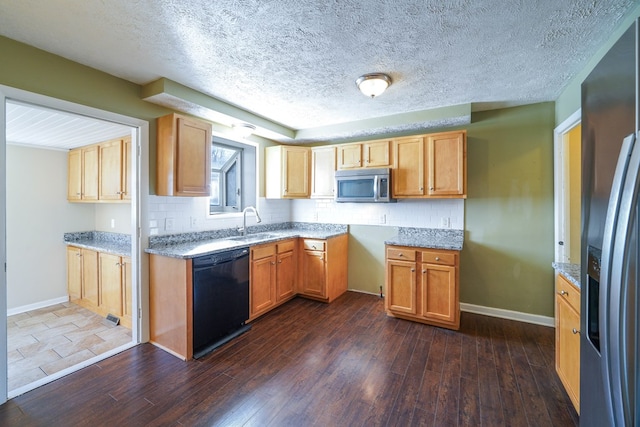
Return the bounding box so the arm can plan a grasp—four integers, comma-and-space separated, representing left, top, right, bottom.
300, 250, 326, 298
122, 257, 133, 327
81, 249, 99, 307
337, 144, 362, 169
99, 252, 123, 317
99, 138, 124, 200
555, 274, 580, 413
276, 247, 296, 302
250, 254, 277, 318
157, 113, 212, 197
311, 146, 336, 198
385, 245, 460, 330
265, 145, 310, 199
298, 234, 348, 303
66, 246, 83, 300
82, 146, 99, 201
363, 140, 391, 167
392, 137, 425, 197
427, 131, 466, 197
67, 149, 82, 201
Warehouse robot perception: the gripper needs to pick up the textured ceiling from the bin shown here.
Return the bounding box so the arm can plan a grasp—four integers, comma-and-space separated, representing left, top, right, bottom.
0, 0, 636, 143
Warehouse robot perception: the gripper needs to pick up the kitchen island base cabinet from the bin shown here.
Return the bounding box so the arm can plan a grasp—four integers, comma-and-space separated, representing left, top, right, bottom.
298, 234, 348, 303
385, 245, 460, 330
555, 273, 580, 414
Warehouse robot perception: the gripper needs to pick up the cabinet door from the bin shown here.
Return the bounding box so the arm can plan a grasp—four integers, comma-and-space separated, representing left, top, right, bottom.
392, 137, 424, 197
99, 253, 123, 316
66, 246, 83, 300
67, 149, 82, 201
427, 131, 466, 196
176, 116, 212, 196
82, 145, 99, 200
311, 146, 336, 198
122, 257, 133, 321
81, 249, 99, 307
556, 294, 581, 412
386, 259, 417, 315
283, 147, 310, 197
337, 144, 362, 169
99, 139, 124, 200
122, 137, 132, 200
276, 250, 296, 302
250, 256, 276, 317
421, 263, 456, 323
301, 250, 326, 298
363, 140, 391, 167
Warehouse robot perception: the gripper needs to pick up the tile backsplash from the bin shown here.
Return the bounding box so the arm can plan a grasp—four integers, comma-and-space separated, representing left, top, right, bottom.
147, 195, 464, 236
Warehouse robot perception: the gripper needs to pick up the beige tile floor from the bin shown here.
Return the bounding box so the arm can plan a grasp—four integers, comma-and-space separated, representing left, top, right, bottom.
7, 302, 132, 391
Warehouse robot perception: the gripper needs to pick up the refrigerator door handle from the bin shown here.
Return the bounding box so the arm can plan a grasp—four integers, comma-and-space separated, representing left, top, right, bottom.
602, 132, 639, 426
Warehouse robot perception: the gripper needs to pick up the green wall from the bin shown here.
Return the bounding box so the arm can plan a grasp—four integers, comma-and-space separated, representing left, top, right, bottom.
348, 225, 398, 295
462, 103, 555, 316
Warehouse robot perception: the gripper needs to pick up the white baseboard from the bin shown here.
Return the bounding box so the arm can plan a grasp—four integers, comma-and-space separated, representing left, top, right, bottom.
7, 296, 70, 316
348, 289, 383, 297
460, 302, 554, 327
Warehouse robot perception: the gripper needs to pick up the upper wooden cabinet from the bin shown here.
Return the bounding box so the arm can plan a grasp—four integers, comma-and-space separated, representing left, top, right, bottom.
156, 113, 212, 197
337, 140, 392, 170
311, 146, 336, 199
265, 145, 310, 199
68, 136, 130, 202
392, 130, 466, 199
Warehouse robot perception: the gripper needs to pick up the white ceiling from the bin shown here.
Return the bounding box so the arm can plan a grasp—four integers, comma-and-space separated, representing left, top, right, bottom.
0, 0, 637, 144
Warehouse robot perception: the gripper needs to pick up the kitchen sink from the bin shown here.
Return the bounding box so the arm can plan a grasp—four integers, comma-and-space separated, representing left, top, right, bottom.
227, 233, 280, 243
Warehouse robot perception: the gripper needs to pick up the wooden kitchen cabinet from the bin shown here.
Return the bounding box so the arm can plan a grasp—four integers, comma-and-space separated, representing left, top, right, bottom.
121, 257, 133, 327
311, 146, 336, 198
385, 245, 460, 330
337, 140, 391, 170
249, 239, 297, 320
298, 234, 348, 303
392, 130, 466, 199
555, 273, 580, 413
156, 113, 212, 197
68, 145, 99, 201
66, 246, 83, 301
265, 145, 311, 198
81, 249, 99, 307
66, 246, 99, 307
68, 135, 131, 202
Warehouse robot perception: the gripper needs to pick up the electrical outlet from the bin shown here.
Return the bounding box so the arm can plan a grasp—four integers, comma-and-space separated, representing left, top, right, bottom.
110, 219, 115, 229
440, 217, 450, 228
380, 214, 387, 224
190, 217, 198, 228
165, 218, 175, 230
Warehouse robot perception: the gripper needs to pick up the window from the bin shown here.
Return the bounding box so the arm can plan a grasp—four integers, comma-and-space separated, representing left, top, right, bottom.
209, 137, 257, 216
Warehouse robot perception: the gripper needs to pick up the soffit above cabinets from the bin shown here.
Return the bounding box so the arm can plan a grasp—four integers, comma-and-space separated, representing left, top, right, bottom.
5, 101, 132, 150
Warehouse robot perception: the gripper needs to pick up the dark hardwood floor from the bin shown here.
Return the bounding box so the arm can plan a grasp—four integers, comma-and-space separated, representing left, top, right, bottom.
0, 292, 578, 426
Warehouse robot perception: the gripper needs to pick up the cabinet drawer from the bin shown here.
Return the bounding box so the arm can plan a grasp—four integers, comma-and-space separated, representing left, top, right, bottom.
252, 244, 276, 260
303, 240, 325, 251
421, 251, 456, 266
557, 274, 580, 313
277, 239, 296, 253
386, 247, 416, 261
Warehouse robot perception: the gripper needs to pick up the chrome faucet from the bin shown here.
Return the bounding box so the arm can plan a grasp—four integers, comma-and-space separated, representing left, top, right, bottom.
239, 206, 262, 236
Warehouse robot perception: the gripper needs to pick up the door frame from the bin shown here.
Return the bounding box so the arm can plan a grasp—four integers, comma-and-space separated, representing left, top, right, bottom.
553, 109, 581, 263
0, 85, 150, 403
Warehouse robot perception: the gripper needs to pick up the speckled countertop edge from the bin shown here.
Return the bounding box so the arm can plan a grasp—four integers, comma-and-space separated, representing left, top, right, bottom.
146, 222, 349, 259
64, 231, 131, 257
552, 262, 581, 288
385, 227, 464, 251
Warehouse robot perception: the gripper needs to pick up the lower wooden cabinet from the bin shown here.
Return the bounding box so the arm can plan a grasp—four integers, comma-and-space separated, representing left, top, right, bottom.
249, 239, 297, 320
66, 245, 131, 328
555, 273, 580, 414
298, 235, 349, 303
385, 245, 460, 330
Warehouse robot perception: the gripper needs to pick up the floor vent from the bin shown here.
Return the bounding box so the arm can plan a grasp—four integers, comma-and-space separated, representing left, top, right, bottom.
104, 313, 120, 327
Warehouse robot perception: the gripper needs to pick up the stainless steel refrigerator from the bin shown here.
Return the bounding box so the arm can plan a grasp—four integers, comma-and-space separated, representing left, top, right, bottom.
581, 18, 639, 426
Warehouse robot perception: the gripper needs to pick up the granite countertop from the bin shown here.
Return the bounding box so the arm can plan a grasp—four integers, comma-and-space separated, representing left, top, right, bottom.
64, 231, 131, 257
552, 262, 581, 288
385, 227, 464, 251
145, 222, 349, 259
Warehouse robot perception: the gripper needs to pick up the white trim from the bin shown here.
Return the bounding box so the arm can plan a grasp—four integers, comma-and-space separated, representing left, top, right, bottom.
7, 296, 69, 316
460, 302, 555, 327
348, 288, 384, 297
553, 109, 581, 263
7, 342, 137, 399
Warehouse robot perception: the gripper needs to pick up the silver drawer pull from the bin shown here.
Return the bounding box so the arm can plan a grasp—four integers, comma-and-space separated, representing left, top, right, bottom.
435, 257, 440, 261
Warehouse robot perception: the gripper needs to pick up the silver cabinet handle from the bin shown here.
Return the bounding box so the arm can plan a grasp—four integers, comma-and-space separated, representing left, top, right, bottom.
422, 270, 426, 273
435, 257, 440, 261
398, 253, 403, 257
572, 328, 580, 335
410, 268, 415, 272
278, 260, 282, 264
559, 290, 568, 296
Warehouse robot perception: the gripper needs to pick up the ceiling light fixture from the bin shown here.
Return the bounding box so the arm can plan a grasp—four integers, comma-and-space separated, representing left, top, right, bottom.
232, 123, 256, 137
356, 73, 392, 98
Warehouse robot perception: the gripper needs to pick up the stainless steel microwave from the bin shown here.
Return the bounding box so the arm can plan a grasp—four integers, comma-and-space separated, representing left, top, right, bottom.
335, 168, 395, 203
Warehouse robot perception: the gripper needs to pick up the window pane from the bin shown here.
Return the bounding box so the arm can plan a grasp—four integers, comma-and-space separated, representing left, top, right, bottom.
210, 172, 220, 206
211, 145, 238, 169
225, 162, 237, 207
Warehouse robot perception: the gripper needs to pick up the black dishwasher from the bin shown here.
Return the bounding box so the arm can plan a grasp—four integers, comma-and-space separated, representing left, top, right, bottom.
192, 247, 250, 359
